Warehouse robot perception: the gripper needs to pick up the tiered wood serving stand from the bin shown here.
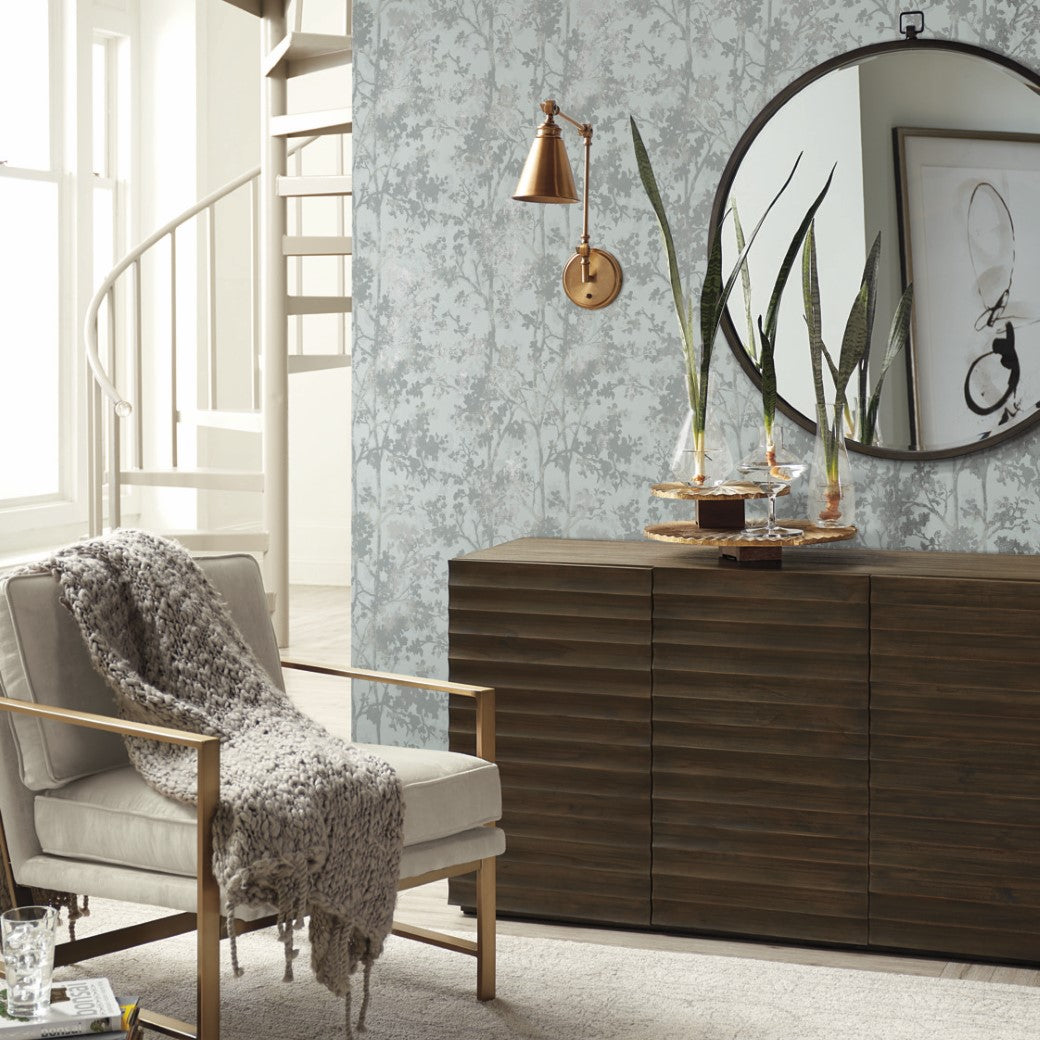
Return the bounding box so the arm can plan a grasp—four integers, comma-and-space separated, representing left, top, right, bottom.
645, 481, 856, 566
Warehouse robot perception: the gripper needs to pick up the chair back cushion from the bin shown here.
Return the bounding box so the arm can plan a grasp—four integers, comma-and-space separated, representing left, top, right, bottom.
0, 552, 282, 791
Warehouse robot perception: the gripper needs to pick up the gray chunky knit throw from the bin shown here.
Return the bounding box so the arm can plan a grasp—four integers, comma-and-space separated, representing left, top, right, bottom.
39, 530, 404, 1035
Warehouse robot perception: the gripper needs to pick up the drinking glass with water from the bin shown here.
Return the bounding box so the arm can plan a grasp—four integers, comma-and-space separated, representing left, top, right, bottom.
1, 906, 58, 1018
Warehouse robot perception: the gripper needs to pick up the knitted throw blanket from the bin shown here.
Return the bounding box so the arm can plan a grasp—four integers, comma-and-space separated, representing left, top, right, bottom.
39, 530, 403, 1035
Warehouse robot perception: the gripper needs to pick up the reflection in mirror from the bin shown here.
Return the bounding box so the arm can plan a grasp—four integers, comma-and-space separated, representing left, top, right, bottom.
717, 44, 1040, 457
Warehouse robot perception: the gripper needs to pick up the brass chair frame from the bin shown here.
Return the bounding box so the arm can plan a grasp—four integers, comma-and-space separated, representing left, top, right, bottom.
0, 661, 496, 1040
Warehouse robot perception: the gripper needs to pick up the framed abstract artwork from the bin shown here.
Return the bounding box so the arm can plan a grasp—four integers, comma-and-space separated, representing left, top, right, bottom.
895, 127, 1040, 450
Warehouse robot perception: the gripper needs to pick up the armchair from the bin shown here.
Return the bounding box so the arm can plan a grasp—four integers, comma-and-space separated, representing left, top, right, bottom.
0, 554, 502, 1040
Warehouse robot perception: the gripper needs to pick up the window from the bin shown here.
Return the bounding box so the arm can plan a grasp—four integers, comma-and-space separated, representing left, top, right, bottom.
0, 0, 61, 502
0, 3, 132, 533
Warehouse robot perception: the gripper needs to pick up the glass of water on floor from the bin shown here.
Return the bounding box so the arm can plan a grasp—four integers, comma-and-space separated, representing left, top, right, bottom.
1, 906, 58, 1018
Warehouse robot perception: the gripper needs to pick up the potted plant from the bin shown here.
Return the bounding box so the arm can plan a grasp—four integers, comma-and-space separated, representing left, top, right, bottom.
802, 225, 913, 524
630, 119, 800, 485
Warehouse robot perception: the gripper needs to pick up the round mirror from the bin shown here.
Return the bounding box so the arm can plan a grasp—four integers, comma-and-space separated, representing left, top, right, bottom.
713, 39, 1040, 459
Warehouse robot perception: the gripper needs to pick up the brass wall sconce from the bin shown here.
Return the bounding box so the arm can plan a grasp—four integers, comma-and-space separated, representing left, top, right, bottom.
513, 99, 623, 310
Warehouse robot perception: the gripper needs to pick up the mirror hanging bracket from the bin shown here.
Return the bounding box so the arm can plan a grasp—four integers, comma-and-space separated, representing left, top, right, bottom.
899, 10, 925, 40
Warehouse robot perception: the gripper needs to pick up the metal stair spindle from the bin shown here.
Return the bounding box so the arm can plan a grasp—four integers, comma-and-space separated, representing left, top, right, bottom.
262, 3, 290, 646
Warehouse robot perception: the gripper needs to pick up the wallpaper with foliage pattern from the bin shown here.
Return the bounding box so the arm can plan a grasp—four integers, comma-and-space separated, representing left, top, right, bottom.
351, 0, 1040, 747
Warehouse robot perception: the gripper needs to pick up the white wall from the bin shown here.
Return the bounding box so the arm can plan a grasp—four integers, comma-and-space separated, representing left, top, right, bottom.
137, 0, 200, 531
195, 0, 262, 538
723, 66, 866, 440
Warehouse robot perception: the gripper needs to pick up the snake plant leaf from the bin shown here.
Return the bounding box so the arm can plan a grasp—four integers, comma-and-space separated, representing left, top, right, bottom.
822, 342, 840, 386
837, 282, 871, 405
863, 282, 914, 444
685, 296, 698, 408
632, 120, 799, 433
699, 220, 726, 410
762, 164, 836, 350
802, 221, 830, 439
731, 200, 758, 366
855, 232, 883, 414
758, 314, 777, 430
630, 120, 690, 343
702, 153, 803, 360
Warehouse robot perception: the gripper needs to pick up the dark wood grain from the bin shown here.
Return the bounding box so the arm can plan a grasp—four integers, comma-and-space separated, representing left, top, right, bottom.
870, 575, 1040, 961
652, 565, 870, 945
448, 558, 652, 926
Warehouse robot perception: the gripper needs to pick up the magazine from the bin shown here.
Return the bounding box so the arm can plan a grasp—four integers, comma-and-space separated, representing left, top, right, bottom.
0, 979, 123, 1039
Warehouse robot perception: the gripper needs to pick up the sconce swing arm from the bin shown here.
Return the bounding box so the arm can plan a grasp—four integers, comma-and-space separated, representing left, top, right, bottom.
539, 100, 596, 286
513, 98, 623, 309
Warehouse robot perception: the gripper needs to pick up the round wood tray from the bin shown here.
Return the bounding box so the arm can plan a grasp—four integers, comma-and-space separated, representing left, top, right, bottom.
651, 480, 789, 501
644, 519, 857, 548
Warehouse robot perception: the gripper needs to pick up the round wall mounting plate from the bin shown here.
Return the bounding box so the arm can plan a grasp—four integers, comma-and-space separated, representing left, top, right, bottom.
562, 248, 623, 309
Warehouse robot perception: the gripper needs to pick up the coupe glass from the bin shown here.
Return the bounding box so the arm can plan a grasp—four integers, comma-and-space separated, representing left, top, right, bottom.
736, 438, 808, 539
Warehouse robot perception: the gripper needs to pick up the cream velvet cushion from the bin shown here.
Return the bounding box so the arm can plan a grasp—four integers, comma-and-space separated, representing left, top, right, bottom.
34, 745, 501, 877
0, 554, 283, 791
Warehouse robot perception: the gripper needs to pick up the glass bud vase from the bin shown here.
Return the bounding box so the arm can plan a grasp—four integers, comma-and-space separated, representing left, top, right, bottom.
808, 401, 857, 528
669, 408, 734, 488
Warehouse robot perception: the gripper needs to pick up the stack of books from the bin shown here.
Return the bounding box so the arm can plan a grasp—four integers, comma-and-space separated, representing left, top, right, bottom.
0, 979, 140, 1040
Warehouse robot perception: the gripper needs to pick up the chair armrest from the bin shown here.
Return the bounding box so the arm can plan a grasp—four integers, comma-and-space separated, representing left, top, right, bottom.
280, 659, 496, 762
0, 696, 220, 915
0, 695, 217, 750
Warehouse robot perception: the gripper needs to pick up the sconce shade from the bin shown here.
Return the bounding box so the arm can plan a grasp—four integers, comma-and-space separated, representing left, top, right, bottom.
512, 121, 579, 204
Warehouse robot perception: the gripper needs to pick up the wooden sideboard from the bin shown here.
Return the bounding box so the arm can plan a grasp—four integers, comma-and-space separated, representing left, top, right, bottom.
447, 538, 1040, 964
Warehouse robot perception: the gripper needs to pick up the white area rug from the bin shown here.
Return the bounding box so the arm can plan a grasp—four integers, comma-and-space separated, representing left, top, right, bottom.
63, 903, 1038, 1040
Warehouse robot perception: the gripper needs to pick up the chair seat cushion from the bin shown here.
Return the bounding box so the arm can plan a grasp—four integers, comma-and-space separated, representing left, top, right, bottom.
34, 746, 500, 878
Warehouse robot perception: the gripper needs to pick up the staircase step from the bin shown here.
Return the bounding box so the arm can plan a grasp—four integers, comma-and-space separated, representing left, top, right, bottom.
288, 354, 352, 374
282, 235, 352, 256
219, 0, 261, 15
177, 408, 263, 434
287, 295, 352, 316
119, 468, 264, 492
167, 530, 271, 553
277, 175, 352, 197
270, 108, 351, 138
265, 32, 352, 78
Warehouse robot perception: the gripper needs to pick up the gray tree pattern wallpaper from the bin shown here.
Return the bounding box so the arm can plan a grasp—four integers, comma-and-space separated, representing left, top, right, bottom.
351, 0, 1040, 747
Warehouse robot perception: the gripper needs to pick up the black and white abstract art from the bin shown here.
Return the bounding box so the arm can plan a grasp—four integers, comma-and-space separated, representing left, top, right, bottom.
898, 128, 1040, 450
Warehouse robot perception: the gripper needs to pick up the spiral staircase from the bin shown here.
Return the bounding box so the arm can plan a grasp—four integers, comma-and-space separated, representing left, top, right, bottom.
84, 0, 351, 644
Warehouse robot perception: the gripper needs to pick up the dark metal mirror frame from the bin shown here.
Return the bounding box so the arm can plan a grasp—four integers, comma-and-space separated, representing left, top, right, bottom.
711, 36, 1040, 461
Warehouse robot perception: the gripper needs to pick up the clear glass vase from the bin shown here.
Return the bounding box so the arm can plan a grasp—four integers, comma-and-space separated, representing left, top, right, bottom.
808, 400, 857, 528
736, 427, 808, 538
669, 408, 734, 488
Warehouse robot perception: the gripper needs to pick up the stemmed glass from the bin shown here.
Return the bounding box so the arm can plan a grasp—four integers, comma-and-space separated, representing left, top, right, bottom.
737, 437, 808, 539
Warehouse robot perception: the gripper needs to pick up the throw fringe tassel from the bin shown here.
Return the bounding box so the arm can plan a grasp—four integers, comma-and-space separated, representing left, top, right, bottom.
357, 959, 373, 1033
277, 911, 300, 982
227, 902, 245, 978
223, 901, 374, 1038
31, 890, 90, 941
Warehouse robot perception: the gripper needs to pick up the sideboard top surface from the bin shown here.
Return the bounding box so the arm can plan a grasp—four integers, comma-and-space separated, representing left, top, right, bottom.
453, 538, 1040, 582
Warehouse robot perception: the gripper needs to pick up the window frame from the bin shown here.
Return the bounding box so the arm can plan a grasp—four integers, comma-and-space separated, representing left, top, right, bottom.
0, 0, 137, 548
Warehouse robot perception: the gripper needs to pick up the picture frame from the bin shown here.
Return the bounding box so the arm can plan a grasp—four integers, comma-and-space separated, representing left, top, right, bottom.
895, 127, 1040, 450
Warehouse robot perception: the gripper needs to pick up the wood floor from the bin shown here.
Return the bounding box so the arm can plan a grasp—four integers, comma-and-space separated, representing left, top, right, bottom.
284, 585, 1040, 989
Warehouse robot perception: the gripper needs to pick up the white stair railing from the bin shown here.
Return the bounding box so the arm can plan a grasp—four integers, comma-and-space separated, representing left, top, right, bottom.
83, 135, 333, 533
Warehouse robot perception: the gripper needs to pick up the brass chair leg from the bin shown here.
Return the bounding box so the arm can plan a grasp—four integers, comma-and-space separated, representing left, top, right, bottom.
475, 857, 496, 1001
196, 740, 221, 1040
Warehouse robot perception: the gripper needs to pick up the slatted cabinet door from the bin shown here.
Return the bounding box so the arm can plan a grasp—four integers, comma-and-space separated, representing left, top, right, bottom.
652, 566, 871, 945
871, 575, 1040, 961
448, 559, 653, 925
